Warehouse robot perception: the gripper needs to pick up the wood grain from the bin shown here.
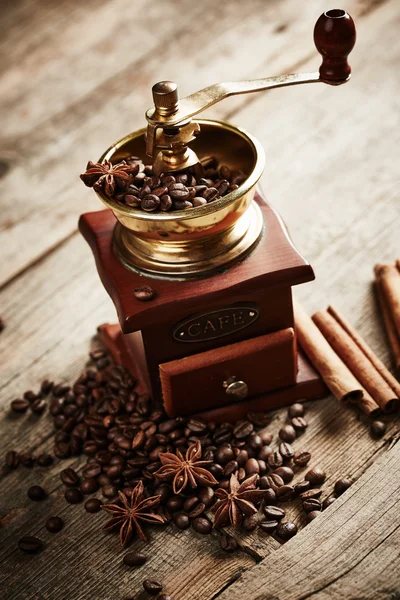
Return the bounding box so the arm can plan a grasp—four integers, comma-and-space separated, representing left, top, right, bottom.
1, 0, 399, 598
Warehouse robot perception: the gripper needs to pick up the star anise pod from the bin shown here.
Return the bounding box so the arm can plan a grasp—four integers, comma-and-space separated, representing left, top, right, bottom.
212, 473, 265, 528
154, 441, 218, 495
101, 480, 165, 546
80, 159, 138, 196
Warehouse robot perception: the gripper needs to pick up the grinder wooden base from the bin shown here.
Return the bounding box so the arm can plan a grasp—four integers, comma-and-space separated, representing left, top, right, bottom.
98, 323, 327, 422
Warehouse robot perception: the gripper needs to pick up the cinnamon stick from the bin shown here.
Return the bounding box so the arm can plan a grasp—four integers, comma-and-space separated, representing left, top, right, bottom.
374, 264, 400, 377
312, 309, 399, 413
294, 300, 378, 414
327, 305, 400, 411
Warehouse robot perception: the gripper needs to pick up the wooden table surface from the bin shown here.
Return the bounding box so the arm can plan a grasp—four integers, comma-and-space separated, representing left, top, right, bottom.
1, 1, 399, 598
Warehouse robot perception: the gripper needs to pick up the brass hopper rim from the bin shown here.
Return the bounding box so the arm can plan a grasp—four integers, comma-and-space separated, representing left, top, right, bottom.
96, 119, 265, 221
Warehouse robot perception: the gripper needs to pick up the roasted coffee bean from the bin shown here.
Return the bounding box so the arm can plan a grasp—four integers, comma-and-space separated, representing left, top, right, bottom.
370, 420, 386, 438
152, 186, 168, 198
235, 449, 248, 466
247, 432, 263, 451
24, 390, 38, 402
167, 496, 184, 512
288, 403, 305, 418
223, 460, 238, 477
291, 416, 308, 431
82, 462, 102, 478
26, 485, 46, 502
125, 194, 141, 207
203, 187, 219, 202
245, 458, 260, 475
276, 521, 297, 540
102, 484, 118, 498
220, 533, 238, 552
20, 452, 36, 467
10, 398, 29, 413
197, 486, 215, 507
141, 194, 160, 212
183, 496, 199, 513
173, 199, 193, 210
273, 466, 294, 483
293, 450, 311, 467
174, 513, 190, 530
160, 194, 173, 211
40, 379, 54, 395
5, 450, 19, 469
192, 516, 212, 534
257, 446, 273, 462
267, 451, 283, 469
61, 468, 80, 487
279, 442, 294, 461
294, 481, 310, 495
307, 510, 320, 522
85, 498, 102, 513
276, 485, 295, 502
322, 496, 336, 510
64, 487, 83, 504
192, 197, 207, 207
302, 495, 322, 512
158, 594, 172, 600
334, 478, 352, 496
214, 445, 234, 465
264, 505, 285, 520
300, 488, 322, 500
209, 463, 224, 479
267, 473, 284, 488
243, 514, 258, 531
80, 478, 99, 494
37, 453, 53, 467
263, 488, 277, 505
143, 579, 163, 595
18, 536, 43, 553
123, 551, 147, 567
279, 424, 296, 442
259, 520, 279, 534
305, 467, 326, 486
46, 516, 63, 533
31, 398, 47, 414
233, 421, 254, 439
169, 183, 190, 201
133, 286, 155, 301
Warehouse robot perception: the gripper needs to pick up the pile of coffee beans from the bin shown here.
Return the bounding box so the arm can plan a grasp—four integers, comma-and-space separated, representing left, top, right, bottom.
109, 155, 246, 212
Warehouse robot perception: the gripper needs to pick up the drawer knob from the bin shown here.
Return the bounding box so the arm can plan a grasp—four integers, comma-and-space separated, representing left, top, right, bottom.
223, 377, 248, 401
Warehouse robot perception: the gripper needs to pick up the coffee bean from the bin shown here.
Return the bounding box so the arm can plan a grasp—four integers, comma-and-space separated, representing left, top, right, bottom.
214, 445, 234, 465
247, 412, 271, 429
10, 399, 29, 413
303, 498, 322, 513
123, 551, 147, 567
247, 432, 263, 451
5, 450, 19, 469
174, 513, 190, 530
37, 453, 53, 467
288, 403, 305, 418
27, 485, 47, 501
64, 487, 83, 504
20, 452, 35, 467
257, 446, 272, 462
102, 484, 118, 498
370, 420, 386, 438
293, 450, 311, 467
143, 579, 163, 595
263, 488, 277, 504
259, 520, 279, 534
267, 451, 283, 469
133, 286, 155, 301
307, 511, 320, 522
220, 533, 238, 552
300, 488, 322, 500
264, 505, 285, 520
84, 498, 102, 513
160, 194, 173, 211
61, 468, 80, 487
291, 416, 308, 431
276, 521, 297, 540
279, 425, 296, 443
203, 187, 219, 202
24, 390, 39, 402
294, 481, 310, 495
141, 194, 160, 212
197, 486, 215, 507
82, 463, 102, 479
322, 496, 336, 510
276, 485, 295, 502
18, 536, 43, 553
192, 516, 212, 534
233, 421, 254, 439
192, 197, 207, 207
245, 458, 260, 475
169, 183, 190, 201
267, 473, 284, 488
305, 467, 326, 486
273, 466, 294, 483
173, 199, 192, 210
279, 442, 294, 461
40, 380, 54, 395
46, 516, 63, 533
80, 478, 99, 494
334, 478, 352, 496
31, 398, 47, 414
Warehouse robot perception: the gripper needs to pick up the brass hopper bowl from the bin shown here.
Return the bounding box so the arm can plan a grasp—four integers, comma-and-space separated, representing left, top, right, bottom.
96, 120, 265, 279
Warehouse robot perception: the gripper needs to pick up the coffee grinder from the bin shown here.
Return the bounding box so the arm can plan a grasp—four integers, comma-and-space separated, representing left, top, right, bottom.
79, 10, 356, 421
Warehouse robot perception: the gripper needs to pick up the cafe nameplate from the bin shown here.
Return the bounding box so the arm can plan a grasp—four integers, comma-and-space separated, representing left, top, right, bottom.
173, 305, 259, 343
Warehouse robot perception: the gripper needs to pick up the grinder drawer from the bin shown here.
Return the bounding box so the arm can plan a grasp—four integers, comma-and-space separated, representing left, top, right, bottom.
159, 328, 296, 416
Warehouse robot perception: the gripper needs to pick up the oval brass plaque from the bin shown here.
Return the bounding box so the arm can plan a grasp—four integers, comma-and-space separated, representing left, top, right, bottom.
173, 306, 259, 343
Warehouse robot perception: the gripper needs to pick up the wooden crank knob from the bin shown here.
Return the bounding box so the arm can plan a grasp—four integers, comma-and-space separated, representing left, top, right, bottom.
314, 9, 356, 83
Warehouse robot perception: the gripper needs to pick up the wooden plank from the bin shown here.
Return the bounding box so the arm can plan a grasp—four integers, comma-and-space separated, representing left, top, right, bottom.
216, 440, 400, 600
0, 0, 366, 286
